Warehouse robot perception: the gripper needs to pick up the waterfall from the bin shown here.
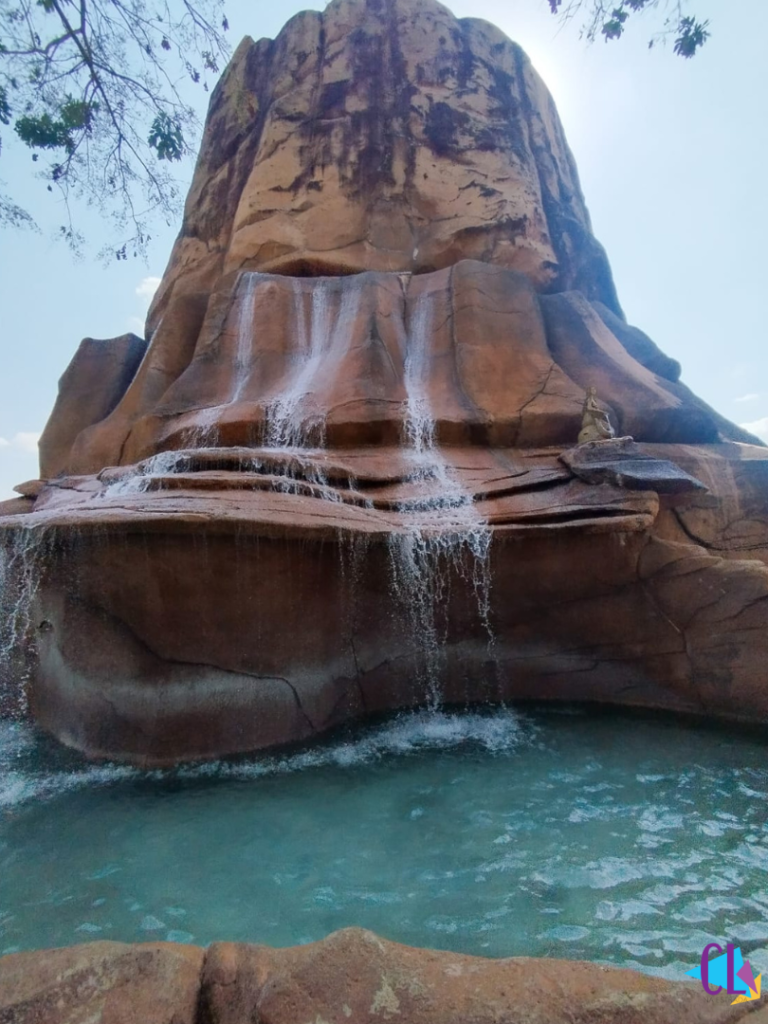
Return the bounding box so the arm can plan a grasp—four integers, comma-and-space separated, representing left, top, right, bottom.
403, 291, 436, 460
100, 449, 194, 498
231, 271, 259, 405
0, 526, 46, 717
187, 271, 261, 448
265, 277, 360, 450
389, 288, 493, 705
176, 271, 261, 452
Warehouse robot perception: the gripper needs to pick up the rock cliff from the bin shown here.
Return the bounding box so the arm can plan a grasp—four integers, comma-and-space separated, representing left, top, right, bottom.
1, 0, 768, 763
147, 0, 622, 332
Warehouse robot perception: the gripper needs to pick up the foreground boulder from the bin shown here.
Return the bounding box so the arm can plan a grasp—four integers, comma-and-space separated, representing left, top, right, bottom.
0, 941, 203, 1024
0, 929, 764, 1024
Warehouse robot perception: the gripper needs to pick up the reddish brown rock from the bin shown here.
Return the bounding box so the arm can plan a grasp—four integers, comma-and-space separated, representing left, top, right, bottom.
13, 480, 44, 498
147, 0, 622, 340
39, 333, 147, 480
0, 941, 203, 1024
0, 930, 763, 1024
202, 928, 764, 1024
50, 262, 741, 478
0, 496, 34, 516
0, 441, 763, 764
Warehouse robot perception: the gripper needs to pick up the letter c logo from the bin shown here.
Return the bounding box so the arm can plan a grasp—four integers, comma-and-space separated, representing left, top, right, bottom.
701, 943, 723, 995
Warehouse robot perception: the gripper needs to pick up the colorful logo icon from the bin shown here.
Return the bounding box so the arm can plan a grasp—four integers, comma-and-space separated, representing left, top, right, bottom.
686, 943, 762, 1004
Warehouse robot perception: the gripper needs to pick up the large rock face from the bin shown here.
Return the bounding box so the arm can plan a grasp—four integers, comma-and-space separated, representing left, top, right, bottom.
1, 0, 768, 763
147, 0, 622, 334
1, 929, 764, 1024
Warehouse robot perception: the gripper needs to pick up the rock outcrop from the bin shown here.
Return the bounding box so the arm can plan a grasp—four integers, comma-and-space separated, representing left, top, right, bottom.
1, 929, 764, 1024
1, 0, 768, 761
145, 0, 623, 336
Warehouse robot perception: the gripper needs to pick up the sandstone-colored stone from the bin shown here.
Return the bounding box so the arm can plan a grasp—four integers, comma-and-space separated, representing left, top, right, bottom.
0, 496, 34, 516
0, 941, 203, 1024
560, 437, 708, 493
541, 292, 721, 444
66, 295, 207, 475
53, 262, 736, 478
592, 300, 681, 383
1, 931, 763, 1024
648, 443, 768, 563
39, 334, 147, 480
200, 928, 761, 1024
0, 441, 764, 763
147, 0, 621, 337
12, 480, 44, 498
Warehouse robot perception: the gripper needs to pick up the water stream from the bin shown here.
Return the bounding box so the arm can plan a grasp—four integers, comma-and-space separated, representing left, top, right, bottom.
265, 277, 330, 448
389, 287, 492, 700
0, 527, 48, 717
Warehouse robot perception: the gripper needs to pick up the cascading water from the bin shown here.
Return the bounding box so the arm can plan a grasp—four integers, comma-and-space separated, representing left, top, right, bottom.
263, 277, 325, 449
402, 288, 437, 461
187, 270, 261, 448
95, 271, 493, 712
389, 285, 493, 704
265, 277, 361, 451
231, 271, 259, 405
0, 526, 47, 717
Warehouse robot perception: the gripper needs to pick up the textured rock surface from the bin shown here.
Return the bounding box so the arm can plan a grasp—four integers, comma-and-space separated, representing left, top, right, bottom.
1, 930, 764, 1024
46, 262, 752, 479
0, 941, 203, 1024
146, 0, 621, 338
560, 437, 708, 493
2, 441, 767, 763
39, 333, 147, 480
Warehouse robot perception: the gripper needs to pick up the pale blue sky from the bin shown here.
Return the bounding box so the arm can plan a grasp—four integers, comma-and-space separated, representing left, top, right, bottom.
1, 0, 766, 498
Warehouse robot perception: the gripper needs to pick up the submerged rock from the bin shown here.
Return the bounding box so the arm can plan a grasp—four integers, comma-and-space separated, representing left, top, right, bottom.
1, 0, 768, 761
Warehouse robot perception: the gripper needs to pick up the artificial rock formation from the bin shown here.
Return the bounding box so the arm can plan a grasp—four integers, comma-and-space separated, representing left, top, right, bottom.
1, 929, 765, 1024
146, 0, 622, 327
1, 0, 768, 763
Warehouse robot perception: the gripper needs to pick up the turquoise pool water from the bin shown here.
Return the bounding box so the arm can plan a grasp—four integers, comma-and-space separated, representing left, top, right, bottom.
1, 707, 766, 980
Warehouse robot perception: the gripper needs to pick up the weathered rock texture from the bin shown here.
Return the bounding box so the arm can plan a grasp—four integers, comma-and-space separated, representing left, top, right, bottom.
2, 437, 768, 763
2, 0, 768, 761
146, 0, 623, 337
36, 262, 757, 481
0, 940, 203, 1024
1, 929, 765, 1024
38, 333, 147, 480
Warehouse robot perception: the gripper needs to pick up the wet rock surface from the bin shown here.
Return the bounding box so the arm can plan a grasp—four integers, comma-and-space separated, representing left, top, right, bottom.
1, 440, 767, 763
0, 929, 763, 1024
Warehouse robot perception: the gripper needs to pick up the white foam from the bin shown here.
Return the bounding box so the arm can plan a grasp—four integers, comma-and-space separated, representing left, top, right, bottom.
0, 709, 529, 809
